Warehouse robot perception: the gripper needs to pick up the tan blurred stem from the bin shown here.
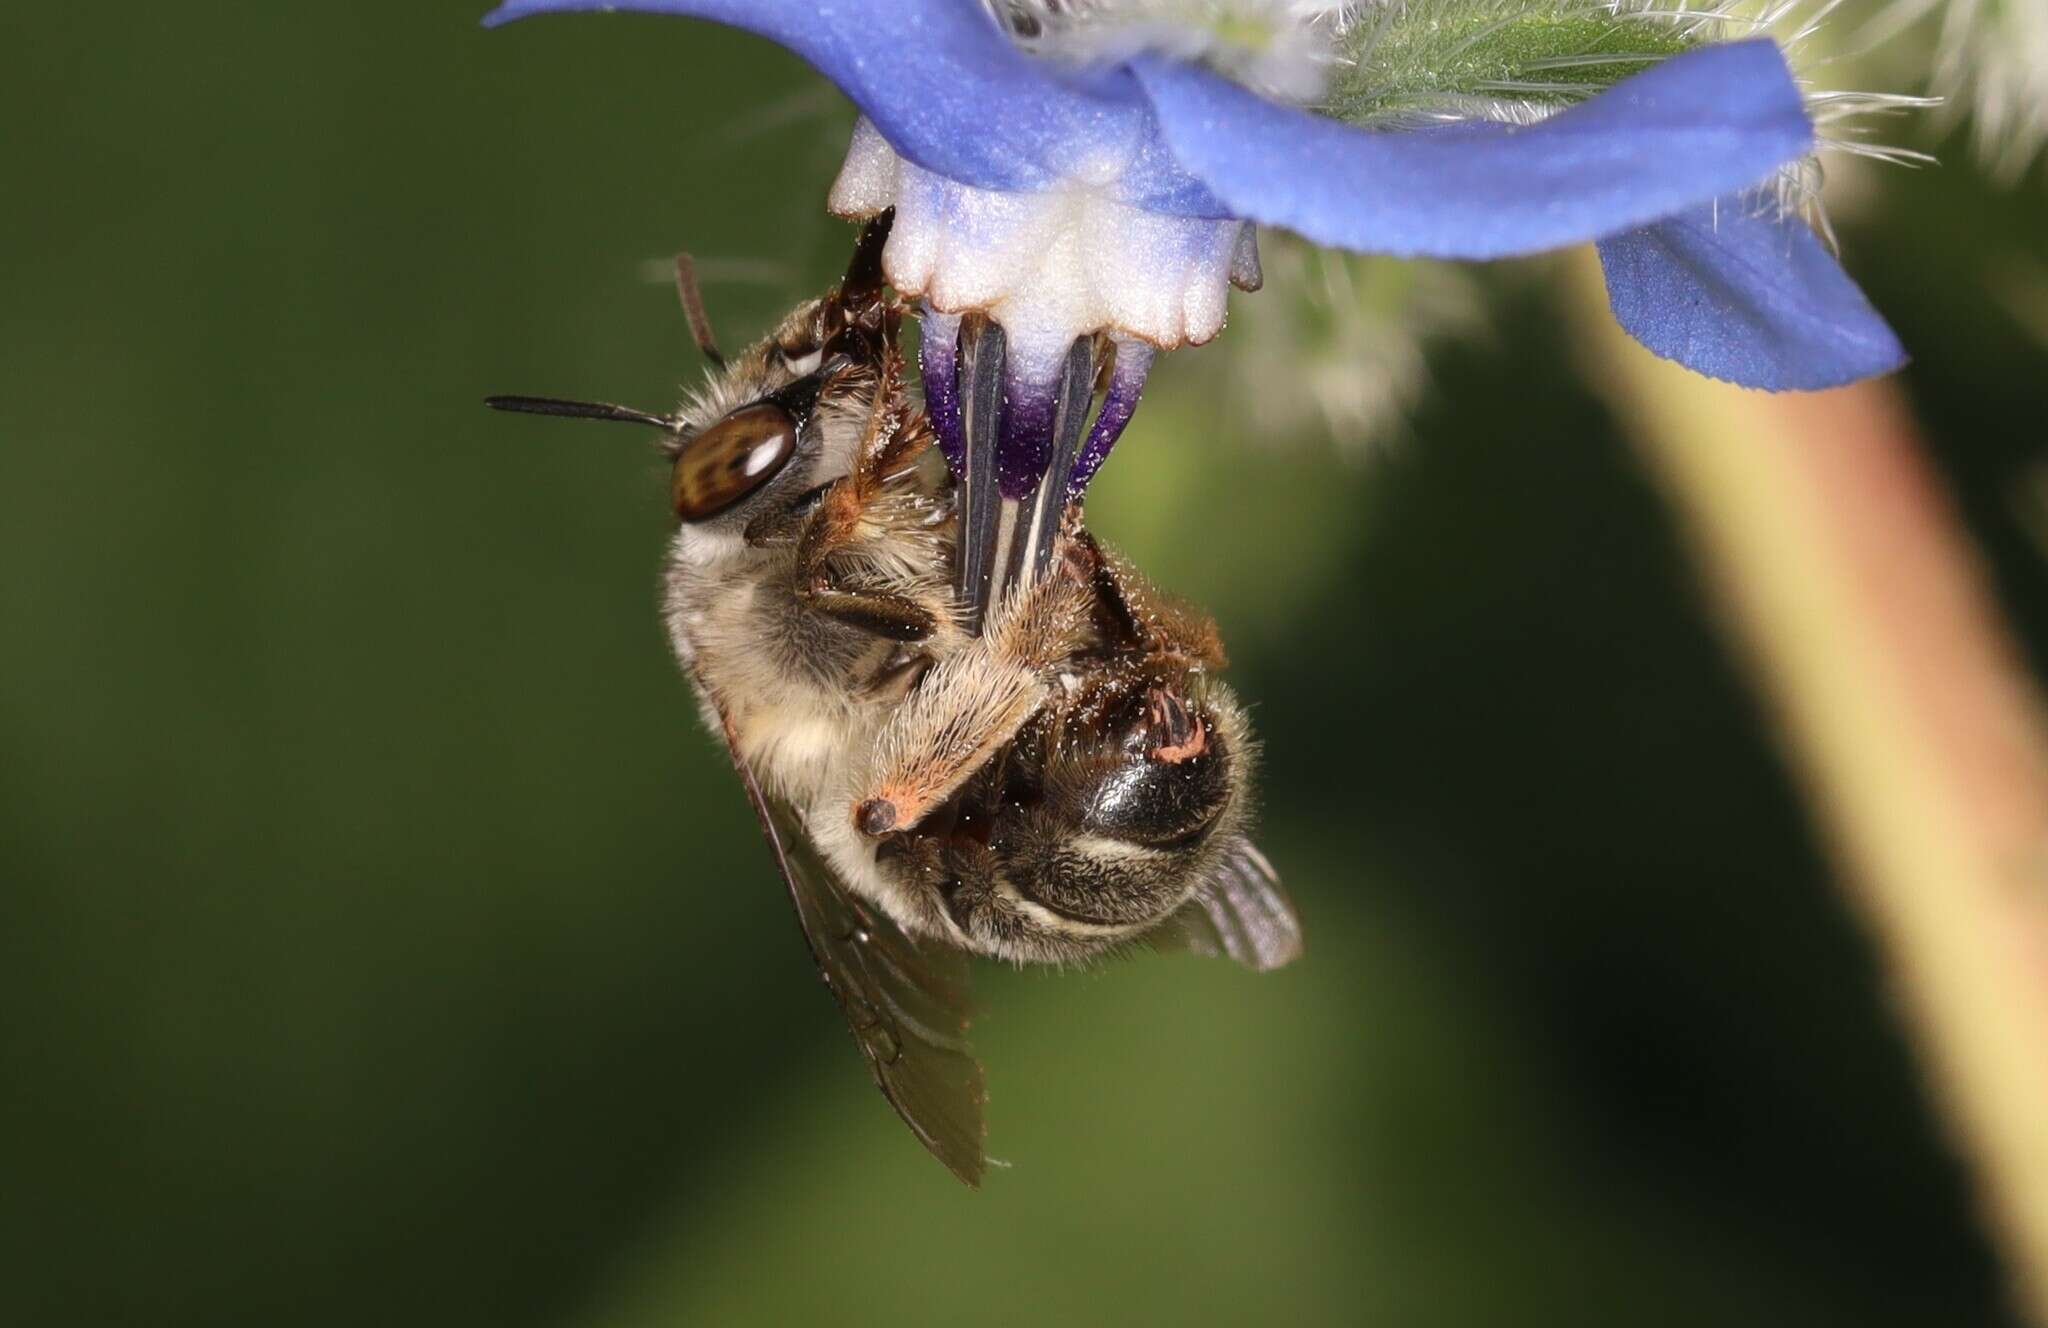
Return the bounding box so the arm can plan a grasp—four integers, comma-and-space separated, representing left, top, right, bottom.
1565, 252, 2048, 1322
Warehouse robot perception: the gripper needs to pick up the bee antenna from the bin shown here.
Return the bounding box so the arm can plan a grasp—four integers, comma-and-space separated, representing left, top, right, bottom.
483, 395, 677, 430
673, 253, 727, 369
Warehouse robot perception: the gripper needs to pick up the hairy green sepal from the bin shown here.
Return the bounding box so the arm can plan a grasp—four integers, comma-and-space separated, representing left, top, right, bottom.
1328, 2, 1708, 125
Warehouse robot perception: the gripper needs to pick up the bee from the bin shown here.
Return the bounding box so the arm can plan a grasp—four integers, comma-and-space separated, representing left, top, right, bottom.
487, 216, 1301, 1185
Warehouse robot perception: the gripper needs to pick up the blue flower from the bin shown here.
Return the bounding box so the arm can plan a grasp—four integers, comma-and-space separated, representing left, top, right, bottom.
484, 0, 1904, 494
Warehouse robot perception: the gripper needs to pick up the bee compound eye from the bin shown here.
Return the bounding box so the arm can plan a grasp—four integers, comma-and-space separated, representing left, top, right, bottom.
671, 402, 799, 522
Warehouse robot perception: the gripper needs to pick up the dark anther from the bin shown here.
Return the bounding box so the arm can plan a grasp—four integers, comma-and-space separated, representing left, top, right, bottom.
955, 317, 1007, 635
1006, 335, 1097, 590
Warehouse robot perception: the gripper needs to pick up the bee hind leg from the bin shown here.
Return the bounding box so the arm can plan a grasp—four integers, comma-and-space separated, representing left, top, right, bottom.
848, 571, 1091, 837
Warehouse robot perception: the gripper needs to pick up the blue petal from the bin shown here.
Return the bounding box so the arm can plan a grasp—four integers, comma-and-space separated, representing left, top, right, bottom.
482, 0, 1153, 195
1130, 40, 1814, 258
1597, 200, 1905, 390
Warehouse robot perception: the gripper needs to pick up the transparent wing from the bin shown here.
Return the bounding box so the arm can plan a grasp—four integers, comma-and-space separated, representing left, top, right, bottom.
1153, 838, 1304, 972
718, 719, 988, 1186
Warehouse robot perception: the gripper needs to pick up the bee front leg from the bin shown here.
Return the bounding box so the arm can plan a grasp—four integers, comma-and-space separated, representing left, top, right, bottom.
778, 349, 945, 644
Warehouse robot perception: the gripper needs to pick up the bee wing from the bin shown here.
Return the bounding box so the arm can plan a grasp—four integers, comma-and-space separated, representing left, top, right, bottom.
717, 719, 988, 1186
1153, 839, 1304, 973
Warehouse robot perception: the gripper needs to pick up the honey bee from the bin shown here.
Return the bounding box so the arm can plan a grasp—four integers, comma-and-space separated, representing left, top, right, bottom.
487, 216, 1300, 1185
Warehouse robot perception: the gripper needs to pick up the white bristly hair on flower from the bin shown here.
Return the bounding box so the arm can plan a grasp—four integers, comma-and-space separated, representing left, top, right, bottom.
1860, 0, 2048, 181
1319, 0, 1935, 236
989, 0, 1356, 103
1193, 235, 1486, 450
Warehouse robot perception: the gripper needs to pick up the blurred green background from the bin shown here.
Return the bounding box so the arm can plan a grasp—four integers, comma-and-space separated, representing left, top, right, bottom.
5, 5, 2047, 1326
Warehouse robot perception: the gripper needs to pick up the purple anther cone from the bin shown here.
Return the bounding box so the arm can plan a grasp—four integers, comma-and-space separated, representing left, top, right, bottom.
1069, 342, 1154, 498
918, 309, 964, 472
917, 311, 1158, 504
997, 369, 1060, 500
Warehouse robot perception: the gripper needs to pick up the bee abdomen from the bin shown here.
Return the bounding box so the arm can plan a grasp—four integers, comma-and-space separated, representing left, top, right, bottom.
1078, 743, 1234, 849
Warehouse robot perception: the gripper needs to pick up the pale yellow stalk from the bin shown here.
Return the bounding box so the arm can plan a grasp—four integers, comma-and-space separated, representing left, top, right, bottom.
1568, 252, 2048, 1322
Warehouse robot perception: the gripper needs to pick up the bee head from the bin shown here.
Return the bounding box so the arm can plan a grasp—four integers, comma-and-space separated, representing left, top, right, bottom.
662, 367, 825, 527
484, 212, 900, 534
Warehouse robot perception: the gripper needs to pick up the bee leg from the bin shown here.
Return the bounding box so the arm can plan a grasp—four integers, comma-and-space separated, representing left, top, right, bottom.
741, 481, 831, 548
836, 340, 928, 487
849, 572, 1092, 836
1072, 528, 1228, 670
863, 384, 933, 481
866, 649, 933, 703
795, 581, 939, 643
779, 349, 948, 643
785, 349, 908, 568
852, 661, 1043, 834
